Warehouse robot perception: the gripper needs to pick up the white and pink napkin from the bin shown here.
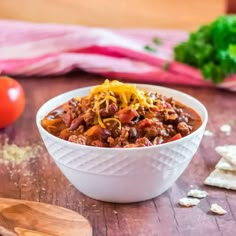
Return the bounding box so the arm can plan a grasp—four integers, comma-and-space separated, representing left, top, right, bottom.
0, 20, 235, 91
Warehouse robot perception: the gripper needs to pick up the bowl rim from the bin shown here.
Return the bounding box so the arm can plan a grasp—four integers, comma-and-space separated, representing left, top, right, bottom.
36, 83, 208, 152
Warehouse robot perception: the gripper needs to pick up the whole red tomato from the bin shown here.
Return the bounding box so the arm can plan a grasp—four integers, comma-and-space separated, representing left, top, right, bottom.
0, 76, 25, 128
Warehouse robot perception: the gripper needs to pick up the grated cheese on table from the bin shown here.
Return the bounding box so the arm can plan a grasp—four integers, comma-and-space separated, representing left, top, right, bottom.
0, 141, 42, 165
204, 130, 214, 137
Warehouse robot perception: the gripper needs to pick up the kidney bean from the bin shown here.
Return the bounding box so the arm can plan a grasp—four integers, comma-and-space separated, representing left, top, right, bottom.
69, 116, 84, 131
129, 127, 138, 140
60, 111, 72, 127
100, 103, 118, 118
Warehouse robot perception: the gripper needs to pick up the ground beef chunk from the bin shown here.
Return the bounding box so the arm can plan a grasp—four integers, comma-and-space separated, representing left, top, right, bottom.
144, 126, 160, 139
91, 140, 107, 147
109, 127, 130, 147
135, 137, 152, 147
177, 122, 191, 136
68, 134, 87, 145
165, 125, 176, 137
68, 98, 81, 119
107, 137, 116, 147
83, 108, 95, 125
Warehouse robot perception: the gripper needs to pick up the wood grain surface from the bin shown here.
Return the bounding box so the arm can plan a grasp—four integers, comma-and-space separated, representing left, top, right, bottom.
0, 0, 225, 30
0, 73, 235, 236
226, 0, 236, 13
0, 198, 92, 236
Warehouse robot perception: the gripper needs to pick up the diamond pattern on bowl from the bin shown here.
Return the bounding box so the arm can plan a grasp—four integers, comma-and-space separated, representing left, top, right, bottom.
40, 130, 203, 176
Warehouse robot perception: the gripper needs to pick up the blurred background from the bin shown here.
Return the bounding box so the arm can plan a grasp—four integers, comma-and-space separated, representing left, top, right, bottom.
0, 0, 234, 30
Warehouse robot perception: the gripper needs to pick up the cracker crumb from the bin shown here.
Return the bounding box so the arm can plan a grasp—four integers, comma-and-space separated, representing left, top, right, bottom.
179, 197, 200, 207
187, 189, 208, 199
204, 130, 214, 137
210, 203, 227, 215
220, 124, 231, 136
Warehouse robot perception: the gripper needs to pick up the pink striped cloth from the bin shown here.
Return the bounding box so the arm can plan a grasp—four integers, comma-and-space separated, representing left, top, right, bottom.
0, 20, 236, 91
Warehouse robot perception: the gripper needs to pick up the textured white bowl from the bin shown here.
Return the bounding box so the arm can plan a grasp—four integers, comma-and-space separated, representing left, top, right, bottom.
36, 84, 208, 203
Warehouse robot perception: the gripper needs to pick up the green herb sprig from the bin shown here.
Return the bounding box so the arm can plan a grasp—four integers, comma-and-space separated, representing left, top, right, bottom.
174, 15, 236, 84
144, 37, 162, 53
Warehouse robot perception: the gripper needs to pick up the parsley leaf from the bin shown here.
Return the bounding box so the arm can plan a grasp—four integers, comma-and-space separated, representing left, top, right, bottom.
152, 37, 162, 45
144, 45, 156, 52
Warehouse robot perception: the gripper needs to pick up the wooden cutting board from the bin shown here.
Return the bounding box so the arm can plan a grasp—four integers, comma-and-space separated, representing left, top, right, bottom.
0, 198, 92, 236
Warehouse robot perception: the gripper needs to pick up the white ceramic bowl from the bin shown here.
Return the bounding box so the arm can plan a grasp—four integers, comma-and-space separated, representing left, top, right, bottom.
36, 84, 208, 203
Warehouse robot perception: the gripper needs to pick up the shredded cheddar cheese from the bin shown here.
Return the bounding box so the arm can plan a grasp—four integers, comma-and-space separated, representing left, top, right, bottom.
88, 80, 155, 128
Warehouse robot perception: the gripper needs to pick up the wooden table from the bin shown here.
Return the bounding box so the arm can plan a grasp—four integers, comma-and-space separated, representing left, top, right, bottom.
0, 73, 235, 235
